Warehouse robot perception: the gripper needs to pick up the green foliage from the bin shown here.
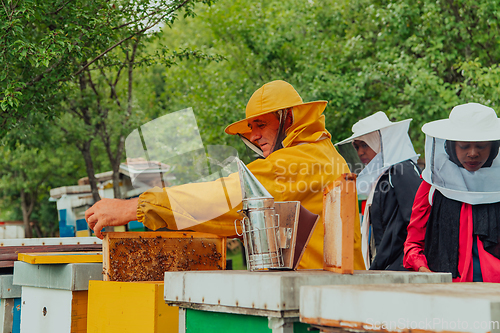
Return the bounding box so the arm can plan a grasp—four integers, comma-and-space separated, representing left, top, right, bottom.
0, 124, 86, 236
308, 0, 500, 152
0, 0, 222, 233
149, 0, 500, 157
0, 0, 216, 138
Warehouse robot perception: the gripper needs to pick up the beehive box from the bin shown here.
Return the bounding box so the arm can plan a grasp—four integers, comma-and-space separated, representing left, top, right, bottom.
20, 287, 88, 333
87, 280, 178, 333
300, 283, 495, 333
103, 232, 226, 282
13, 261, 102, 333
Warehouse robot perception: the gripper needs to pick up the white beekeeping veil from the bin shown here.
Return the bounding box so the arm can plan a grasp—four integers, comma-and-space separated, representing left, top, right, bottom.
335, 111, 419, 196
421, 103, 500, 205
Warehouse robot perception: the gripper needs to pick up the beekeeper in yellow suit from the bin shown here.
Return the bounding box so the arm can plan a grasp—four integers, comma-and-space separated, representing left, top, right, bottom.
86, 80, 365, 270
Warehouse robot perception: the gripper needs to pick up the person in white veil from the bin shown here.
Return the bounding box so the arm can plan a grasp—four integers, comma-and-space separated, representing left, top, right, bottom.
404, 103, 500, 282
336, 111, 421, 270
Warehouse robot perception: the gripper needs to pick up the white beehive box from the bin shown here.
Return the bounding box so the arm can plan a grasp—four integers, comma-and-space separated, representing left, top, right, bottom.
14, 261, 102, 333
300, 283, 500, 333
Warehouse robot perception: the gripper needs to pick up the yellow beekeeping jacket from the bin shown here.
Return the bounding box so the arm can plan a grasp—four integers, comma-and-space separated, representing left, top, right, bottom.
137, 102, 365, 270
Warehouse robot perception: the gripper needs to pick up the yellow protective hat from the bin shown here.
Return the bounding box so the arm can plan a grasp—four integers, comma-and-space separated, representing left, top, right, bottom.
225, 80, 326, 135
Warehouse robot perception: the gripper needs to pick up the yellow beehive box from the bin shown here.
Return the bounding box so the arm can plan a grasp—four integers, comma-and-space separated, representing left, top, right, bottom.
87, 280, 178, 333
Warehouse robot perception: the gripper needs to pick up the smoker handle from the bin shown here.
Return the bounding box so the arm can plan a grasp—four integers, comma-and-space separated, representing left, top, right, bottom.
234, 218, 245, 237
275, 214, 285, 249
275, 214, 280, 246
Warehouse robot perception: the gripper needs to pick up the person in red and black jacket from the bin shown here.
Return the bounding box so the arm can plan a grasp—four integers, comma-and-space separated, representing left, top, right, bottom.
404, 103, 500, 282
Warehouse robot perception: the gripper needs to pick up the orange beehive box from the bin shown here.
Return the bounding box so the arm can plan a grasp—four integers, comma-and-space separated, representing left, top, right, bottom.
103, 231, 226, 282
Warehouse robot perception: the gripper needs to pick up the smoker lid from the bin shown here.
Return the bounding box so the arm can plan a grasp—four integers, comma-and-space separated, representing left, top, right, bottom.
236, 159, 273, 200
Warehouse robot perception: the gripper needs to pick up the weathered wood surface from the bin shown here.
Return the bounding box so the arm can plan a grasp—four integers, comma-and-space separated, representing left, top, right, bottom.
0, 244, 102, 268
322, 173, 356, 274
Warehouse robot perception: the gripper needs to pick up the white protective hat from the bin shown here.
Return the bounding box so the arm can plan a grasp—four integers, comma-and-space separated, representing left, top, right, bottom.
421, 103, 500, 205
336, 111, 418, 196
337, 111, 409, 145
422, 103, 500, 141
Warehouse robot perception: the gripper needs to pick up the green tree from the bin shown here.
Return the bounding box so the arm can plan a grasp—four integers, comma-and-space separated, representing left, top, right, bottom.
153, 0, 500, 157
0, 0, 215, 139
0, 122, 86, 237
56, 16, 223, 201
308, 0, 500, 151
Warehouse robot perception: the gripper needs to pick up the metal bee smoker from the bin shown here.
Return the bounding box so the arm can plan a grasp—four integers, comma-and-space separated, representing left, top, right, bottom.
240, 198, 283, 270
234, 159, 319, 271
235, 160, 283, 271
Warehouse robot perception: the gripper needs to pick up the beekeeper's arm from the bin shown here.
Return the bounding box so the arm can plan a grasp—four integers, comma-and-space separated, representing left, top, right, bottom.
137, 172, 243, 237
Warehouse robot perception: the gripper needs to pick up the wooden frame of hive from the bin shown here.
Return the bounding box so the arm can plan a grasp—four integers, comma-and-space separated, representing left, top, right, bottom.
322, 173, 356, 274
103, 231, 226, 282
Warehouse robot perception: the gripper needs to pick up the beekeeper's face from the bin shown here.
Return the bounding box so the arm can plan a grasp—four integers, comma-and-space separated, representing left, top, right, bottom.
353, 140, 377, 165
455, 141, 492, 172
248, 113, 280, 158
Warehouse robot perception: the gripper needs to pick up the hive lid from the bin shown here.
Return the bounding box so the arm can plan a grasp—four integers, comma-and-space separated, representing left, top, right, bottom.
18, 251, 103, 264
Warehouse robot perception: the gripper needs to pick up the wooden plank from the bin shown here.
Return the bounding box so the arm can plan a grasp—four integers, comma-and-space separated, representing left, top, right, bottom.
103, 232, 226, 282
0, 244, 102, 267
322, 173, 356, 274
0, 261, 15, 268
71, 291, 88, 333
0, 245, 102, 261
0, 237, 100, 247
102, 232, 110, 280
1, 298, 15, 333
17, 252, 103, 264
0, 244, 102, 255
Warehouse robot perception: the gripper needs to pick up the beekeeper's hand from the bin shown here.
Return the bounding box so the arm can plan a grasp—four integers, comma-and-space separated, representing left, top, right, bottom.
85, 197, 139, 239
418, 266, 432, 273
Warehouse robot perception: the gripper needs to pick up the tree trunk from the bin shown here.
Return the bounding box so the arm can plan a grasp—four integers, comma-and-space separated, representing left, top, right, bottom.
109, 38, 138, 199
111, 134, 125, 199
112, 154, 122, 199
75, 70, 101, 204
81, 140, 101, 203
20, 188, 34, 238
32, 221, 43, 238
